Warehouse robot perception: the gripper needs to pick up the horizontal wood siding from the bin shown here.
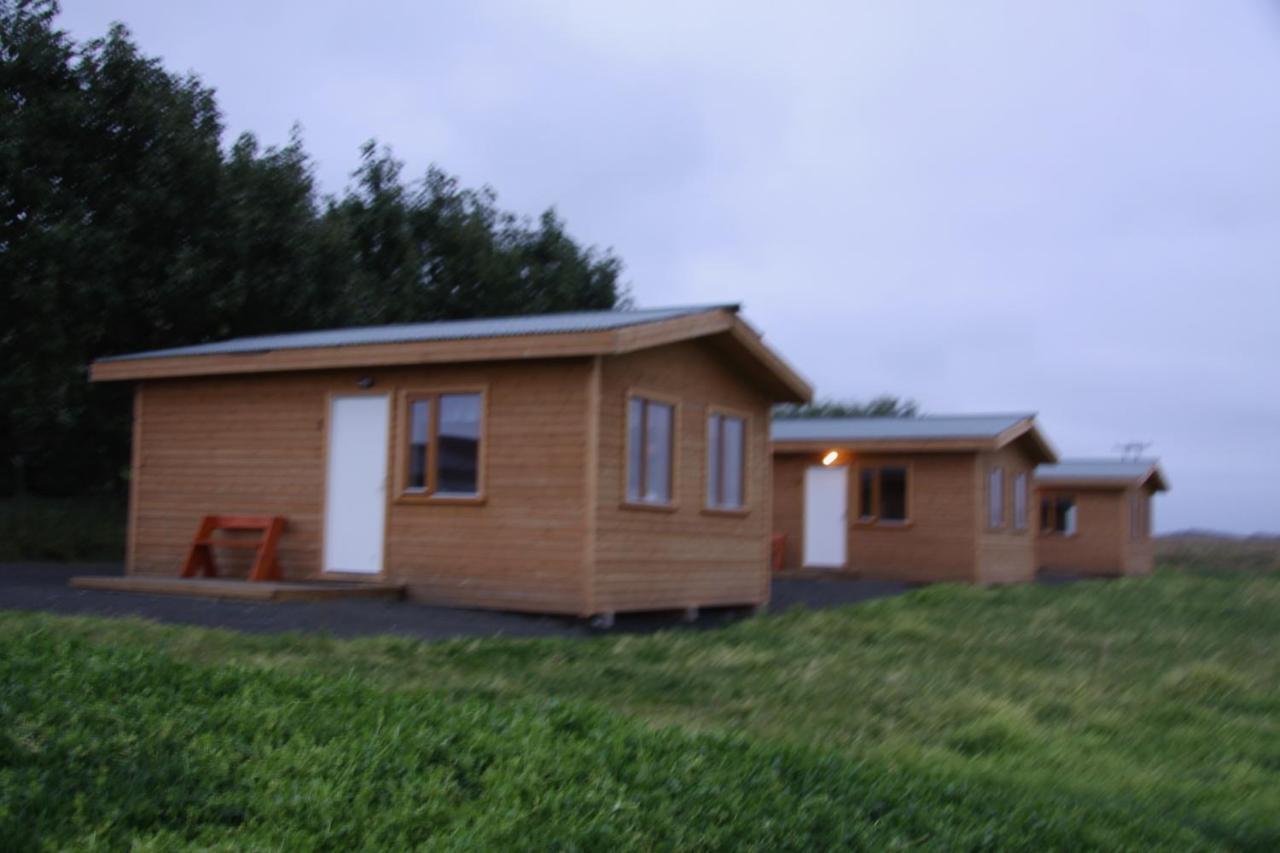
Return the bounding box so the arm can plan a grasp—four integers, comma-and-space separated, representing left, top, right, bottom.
1122, 485, 1157, 576
131, 360, 590, 613
771, 454, 807, 570
592, 340, 772, 613
1036, 486, 1150, 577
974, 442, 1038, 584
851, 452, 979, 582
771, 451, 979, 582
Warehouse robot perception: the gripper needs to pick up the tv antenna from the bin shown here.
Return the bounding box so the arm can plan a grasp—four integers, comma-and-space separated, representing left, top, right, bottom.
1114, 441, 1152, 461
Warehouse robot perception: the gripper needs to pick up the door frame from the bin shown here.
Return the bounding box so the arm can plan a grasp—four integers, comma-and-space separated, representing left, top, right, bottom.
802, 463, 849, 570
319, 390, 394, 581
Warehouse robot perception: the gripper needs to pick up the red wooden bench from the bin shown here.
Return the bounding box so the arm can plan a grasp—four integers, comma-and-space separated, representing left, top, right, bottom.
180, 515, 286, 582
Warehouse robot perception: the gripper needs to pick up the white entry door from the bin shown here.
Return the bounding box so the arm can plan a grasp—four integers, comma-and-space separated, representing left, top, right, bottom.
323, 394, 390, 574
803, 465, 848, 569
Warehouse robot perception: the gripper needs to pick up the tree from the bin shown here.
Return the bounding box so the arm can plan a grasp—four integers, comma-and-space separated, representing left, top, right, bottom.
0, 1, 625, 496
773, 396, 920, 420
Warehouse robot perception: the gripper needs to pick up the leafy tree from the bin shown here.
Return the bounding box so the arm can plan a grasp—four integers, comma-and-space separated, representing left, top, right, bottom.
0, 1, 625, 496
773, 396, 920, 420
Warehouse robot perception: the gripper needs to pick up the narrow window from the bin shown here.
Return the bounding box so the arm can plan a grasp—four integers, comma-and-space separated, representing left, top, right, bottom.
987, 467, 1005, 529
858, 469, 876, 520
402, 391, 483, 498
706, 412, 747, 509
627, 396, 675, 505
406, 398, 431, 491
1013, 472, 1028, 531
879, 467, 908, 521
1130, 494, 1149, 541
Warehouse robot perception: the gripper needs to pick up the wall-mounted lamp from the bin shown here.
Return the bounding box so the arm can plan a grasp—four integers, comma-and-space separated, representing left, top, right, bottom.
356, 376, 376, 389
821, 450, 840, 466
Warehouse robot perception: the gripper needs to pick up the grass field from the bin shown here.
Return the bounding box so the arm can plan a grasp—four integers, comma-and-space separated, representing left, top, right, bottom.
3, 560, 1278, 849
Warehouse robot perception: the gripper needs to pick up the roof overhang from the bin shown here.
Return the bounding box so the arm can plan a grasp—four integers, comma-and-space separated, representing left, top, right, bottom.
1037, 465, 1169, 493
994, 419, 1058, 465
90, 307, 814, 403
772, 416, 1058, 461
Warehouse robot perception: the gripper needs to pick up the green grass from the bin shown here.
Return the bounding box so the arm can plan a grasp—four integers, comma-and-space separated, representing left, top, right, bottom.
0, 497, 125, 561
3, 564, 1279, 849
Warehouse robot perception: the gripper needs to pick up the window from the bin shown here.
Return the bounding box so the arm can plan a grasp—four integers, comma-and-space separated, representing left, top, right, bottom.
987, 467, 1005, 529
627, 396, 675, 505
1040, 495, 1077, 535
857, 466, 909, 523
402, 391, 483, 498
1130, 493, 1149, 541
706, 412, 746, 510
1013, 472, 1028, 531
858, 470, 876, 521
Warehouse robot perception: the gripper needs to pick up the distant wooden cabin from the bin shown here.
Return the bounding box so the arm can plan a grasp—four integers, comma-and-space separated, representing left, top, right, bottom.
771, 415, 1057, 584
1035, 459, 1169, 577
90, 305, 812, 618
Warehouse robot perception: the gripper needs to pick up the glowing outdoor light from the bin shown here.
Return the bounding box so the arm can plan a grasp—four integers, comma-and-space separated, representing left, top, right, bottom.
821, 450, 839, 466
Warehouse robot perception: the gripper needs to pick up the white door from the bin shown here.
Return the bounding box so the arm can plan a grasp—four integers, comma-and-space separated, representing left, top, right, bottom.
323, 394, 390, 574
803, 465, 848, 569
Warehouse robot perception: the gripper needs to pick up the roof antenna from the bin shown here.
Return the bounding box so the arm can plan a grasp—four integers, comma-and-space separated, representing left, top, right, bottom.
1114, 441, 1152, 461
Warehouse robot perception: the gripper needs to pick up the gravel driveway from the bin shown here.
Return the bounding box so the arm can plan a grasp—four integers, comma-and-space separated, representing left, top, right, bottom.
0, 563, 911, 641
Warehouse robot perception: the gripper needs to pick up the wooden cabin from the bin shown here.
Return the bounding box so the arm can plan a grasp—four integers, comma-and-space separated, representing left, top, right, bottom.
90, 305, 812, 618
1035, 459, 1169, 576
771, 415, 1057, 584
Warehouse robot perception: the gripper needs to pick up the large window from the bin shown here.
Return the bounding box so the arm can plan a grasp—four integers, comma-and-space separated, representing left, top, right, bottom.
627, 396, 675, 505
402, 391, 483, 499
987, 467, 1005, 529
1040, 495, 1077, 535
1013, 472, 1028, 531
706, 412, 746, 510
857, 466, 908, 523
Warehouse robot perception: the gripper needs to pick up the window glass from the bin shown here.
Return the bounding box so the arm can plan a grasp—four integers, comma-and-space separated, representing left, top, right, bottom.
988, 468, 1004, 528
626, 398, 645, 502
879, 467, 907, 521
1061, 499, 1078, 535
721, 415, 745, 508
407, 399, 431, 491
858, 469, 876, 520
644, 401, 673, 503
706, 415, 722, 506
436, 393, 481, 495
1013, 473, 1028, 531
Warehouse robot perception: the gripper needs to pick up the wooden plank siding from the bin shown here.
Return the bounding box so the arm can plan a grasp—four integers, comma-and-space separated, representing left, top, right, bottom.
771, 451, 981, 582
973, 440, 1039, 584
131, 359, 593, 613
127, 336, 787, 616
591, 340, 774, 613
772, 436, 1043, 584
1036, 484, 1156, 577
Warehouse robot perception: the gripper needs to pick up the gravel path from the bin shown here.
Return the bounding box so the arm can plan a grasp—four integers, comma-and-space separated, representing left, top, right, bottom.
0, 563, 911, 641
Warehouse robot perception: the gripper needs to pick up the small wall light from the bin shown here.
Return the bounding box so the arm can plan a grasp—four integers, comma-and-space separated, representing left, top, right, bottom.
356, 376, 375, 389
821, 450, 839, 466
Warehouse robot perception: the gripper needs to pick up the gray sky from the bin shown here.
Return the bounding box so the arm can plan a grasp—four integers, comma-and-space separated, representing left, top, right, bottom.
61, 1, 1280, 534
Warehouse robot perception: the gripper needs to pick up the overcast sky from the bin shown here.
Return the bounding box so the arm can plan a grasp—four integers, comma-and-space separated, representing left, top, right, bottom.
61, 1, 1280, 534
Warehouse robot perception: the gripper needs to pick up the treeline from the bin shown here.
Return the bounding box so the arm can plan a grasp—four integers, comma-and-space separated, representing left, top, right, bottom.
0, 1, 625, 496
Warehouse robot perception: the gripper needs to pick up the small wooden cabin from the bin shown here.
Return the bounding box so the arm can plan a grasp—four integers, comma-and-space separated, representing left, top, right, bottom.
771, 415, 1057, 584
90, 305, 812, 618
1035, 459, 1169, 576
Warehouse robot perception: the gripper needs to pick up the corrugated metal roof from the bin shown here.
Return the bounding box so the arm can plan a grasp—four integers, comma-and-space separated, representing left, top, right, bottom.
770, 414, 1034, 443
98, 304, 737, 363
1035, 459, 1160, 482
